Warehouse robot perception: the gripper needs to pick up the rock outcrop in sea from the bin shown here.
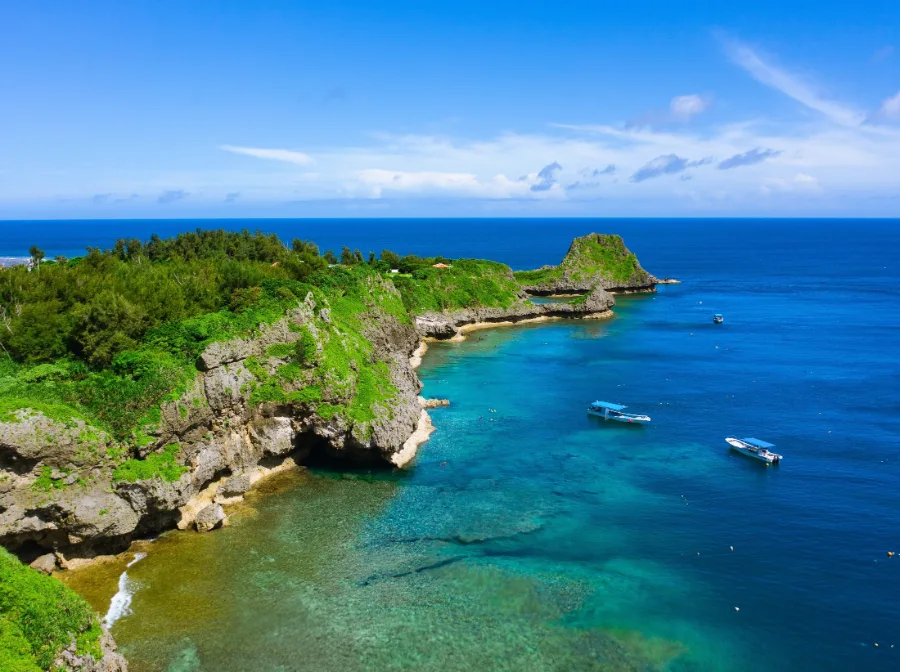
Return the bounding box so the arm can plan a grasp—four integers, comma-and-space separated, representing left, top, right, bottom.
514, 233, 656, 295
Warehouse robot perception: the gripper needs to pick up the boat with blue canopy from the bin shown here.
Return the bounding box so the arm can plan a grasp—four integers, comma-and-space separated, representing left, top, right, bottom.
587, 401, 651, 425
726, 437, 783, 464
713, 313, 724, 324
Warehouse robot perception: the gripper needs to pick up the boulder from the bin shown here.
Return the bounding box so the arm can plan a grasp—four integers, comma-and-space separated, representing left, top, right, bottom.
195, 503, 226, 532
29, 552, 58, 575
219, 473, 251, 498
248, 417, 295, 456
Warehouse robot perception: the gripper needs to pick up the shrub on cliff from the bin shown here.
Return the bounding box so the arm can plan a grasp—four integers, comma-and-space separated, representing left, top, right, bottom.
0, 547, 102, 670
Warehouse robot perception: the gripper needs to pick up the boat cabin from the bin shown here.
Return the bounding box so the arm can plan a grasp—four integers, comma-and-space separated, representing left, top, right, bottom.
743, 437, 775, 452
589, 401, 627, 414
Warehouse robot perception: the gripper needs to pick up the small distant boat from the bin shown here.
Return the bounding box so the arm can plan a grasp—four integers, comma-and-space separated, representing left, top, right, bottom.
726, 437, 783, 464
713, 314, 724, 324
587, 401, 651, 425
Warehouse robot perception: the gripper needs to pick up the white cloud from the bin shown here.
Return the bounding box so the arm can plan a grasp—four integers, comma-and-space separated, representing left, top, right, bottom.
761, 172, 822, 196
220, 145, 314, 165
723, 38, 865, 127
877, 92, 900, 119
670, 95, 710, 120
354, 169, 536, 199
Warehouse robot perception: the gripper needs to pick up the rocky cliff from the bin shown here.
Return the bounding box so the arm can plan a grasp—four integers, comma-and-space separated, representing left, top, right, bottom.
0, 276, 424, 563
514, 233, 656, 295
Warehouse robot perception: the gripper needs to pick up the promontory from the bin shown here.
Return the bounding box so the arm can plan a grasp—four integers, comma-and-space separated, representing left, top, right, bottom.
0, 230, 658, 671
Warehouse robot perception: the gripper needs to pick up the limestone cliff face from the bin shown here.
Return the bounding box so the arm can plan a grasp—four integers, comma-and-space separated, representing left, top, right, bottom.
414, 285, 615, 339
0, 280, 423, 559
515, 233, 656, 295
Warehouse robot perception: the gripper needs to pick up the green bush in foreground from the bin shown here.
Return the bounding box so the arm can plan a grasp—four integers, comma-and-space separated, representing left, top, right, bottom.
0, 616, 40, 672
0, 547, 102, 670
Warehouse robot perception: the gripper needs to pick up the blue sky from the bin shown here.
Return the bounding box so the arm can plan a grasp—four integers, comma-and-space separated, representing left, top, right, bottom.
1, 0, 899, 218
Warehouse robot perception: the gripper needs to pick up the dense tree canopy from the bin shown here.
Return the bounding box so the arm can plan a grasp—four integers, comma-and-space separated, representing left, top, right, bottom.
0, 230, 455, 368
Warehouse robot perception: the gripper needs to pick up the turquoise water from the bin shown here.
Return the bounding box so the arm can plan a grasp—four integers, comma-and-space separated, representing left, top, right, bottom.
48, 220, 900, 670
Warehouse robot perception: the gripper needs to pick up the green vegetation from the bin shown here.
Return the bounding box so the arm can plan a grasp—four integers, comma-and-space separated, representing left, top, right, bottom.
514, 233, 645, 287
112, 443, 188, 483
238, 268, 405, 432
0, 229, 579, 468
0, 547, 102, 671
391, 259, 521, 314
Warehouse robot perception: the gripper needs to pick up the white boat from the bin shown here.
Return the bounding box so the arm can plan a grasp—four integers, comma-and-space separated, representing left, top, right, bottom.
587, 401, 651, 425
726, 437, 783, 464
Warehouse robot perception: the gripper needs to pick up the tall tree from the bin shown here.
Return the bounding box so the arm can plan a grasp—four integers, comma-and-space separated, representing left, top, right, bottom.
29, 245, 45, 271
381, 249, 401, 269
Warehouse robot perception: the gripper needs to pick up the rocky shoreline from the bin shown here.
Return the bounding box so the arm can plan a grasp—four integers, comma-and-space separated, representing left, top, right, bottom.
414, 284, 616, 340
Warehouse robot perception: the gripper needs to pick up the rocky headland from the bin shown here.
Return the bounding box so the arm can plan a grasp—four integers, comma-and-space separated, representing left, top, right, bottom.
0, 229, 661, 671
0, 234, 658, 567
0, 278, 424, 568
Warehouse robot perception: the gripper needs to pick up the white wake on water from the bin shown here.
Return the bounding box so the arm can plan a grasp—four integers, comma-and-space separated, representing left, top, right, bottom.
103, 552, 147, 627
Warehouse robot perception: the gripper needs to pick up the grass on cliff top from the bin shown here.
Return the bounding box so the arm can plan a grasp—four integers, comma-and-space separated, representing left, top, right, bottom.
390, 259, 521, 314
0, 547, 102, 671
514, 234, 644, 287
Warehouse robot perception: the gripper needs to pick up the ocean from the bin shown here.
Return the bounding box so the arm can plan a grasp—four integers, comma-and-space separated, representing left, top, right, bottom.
36, 218, 900, 671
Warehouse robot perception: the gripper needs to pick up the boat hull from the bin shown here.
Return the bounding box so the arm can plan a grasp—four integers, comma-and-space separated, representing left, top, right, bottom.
726, 438, 782, 464
587, 409, 651, 424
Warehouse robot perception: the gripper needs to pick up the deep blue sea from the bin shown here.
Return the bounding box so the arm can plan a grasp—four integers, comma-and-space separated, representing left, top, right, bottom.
26, 218, 899, 671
